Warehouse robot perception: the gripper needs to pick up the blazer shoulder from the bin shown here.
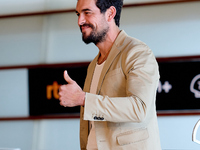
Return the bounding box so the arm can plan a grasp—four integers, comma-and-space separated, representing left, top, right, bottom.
120, 37, 152, 59
117, 31, 151, 54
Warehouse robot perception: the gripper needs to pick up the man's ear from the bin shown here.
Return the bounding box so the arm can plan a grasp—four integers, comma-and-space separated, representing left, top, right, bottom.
106, 6, 116, 22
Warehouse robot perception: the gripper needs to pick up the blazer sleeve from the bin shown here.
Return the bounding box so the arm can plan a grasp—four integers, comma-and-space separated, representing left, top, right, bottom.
83, 43, 160, 123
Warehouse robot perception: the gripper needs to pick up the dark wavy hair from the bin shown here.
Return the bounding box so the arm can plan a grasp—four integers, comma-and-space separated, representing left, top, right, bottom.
95, 0, 123, 27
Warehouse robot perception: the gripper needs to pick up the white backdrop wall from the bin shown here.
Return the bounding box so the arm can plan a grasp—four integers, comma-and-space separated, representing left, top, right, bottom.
0, 1, 200, 150
0, 1, 200, 67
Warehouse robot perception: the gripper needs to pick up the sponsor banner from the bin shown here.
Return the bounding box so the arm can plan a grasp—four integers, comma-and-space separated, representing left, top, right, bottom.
28, 61, 200, 116
157, 61, 200, 111
28, 65, 87, 116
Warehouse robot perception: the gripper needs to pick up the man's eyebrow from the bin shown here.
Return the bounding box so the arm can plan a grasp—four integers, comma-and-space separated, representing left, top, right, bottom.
82, 9, 92, 12
76, 8, 92, 14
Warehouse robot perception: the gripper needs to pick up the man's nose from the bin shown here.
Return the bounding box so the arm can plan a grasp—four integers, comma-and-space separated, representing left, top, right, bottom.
78, 14, 86, 26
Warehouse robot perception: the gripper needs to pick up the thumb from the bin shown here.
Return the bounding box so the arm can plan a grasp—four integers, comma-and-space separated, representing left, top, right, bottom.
64, 70, 74, 84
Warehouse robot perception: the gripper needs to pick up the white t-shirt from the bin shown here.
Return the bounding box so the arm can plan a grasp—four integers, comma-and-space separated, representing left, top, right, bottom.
86, 61, 105, 150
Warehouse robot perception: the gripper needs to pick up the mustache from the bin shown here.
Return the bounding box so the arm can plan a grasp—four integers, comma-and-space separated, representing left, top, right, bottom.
80, 23, 94, 32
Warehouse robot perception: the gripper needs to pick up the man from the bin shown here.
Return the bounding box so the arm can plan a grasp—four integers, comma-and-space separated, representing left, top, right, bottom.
59, 0, 161, 149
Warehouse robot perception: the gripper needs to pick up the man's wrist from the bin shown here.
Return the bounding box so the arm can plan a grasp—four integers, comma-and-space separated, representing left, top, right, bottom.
81, 92, 86, 106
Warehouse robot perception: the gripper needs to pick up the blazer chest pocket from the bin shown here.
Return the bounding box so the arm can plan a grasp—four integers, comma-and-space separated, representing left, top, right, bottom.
106, 68, 121, 78
116, 128, 149, 146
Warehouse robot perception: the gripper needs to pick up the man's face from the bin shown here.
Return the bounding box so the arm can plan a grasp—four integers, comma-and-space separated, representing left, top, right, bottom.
76, 0, 109, 45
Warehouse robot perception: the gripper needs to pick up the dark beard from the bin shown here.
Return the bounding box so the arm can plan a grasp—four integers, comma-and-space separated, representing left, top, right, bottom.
81, 24, 109, 45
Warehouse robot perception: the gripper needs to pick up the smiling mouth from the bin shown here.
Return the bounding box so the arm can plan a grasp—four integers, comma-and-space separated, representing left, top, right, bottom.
81, 26, 89, 32
80, 24, 93, 32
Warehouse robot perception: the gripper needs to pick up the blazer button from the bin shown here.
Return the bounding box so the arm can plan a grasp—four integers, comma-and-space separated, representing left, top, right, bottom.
93, 116, 98, 120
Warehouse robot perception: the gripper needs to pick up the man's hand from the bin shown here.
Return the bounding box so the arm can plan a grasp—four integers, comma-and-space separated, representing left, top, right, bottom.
59, 70, 85, 107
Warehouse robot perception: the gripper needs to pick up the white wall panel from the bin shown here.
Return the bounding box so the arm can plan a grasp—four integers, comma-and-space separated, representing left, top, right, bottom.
32, 119, 80, 150
0, 69, 28, 117
0, 16, 44, 66
0, 121, 34, 150
120, 2, 200, 57
0, 0, 45, 15
0, 119, 80, 150
158, 116, 200, 149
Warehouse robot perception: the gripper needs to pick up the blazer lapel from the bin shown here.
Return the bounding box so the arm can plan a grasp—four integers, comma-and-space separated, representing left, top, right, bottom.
96, 30, 127, 94
97, 43, 121, 94
83, 55, 99, 93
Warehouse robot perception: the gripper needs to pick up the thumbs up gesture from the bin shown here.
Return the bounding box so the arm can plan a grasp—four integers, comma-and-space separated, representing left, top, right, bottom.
59, 70, 85, 107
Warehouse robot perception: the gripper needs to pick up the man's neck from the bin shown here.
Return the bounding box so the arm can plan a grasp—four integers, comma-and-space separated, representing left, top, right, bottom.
96, 27, 120, 59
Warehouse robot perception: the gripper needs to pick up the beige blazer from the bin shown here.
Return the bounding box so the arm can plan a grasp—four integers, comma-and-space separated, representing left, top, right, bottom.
80, 30, 161, 150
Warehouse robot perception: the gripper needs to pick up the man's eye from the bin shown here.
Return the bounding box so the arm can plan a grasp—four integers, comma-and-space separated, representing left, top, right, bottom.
85, 12, 91, 15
